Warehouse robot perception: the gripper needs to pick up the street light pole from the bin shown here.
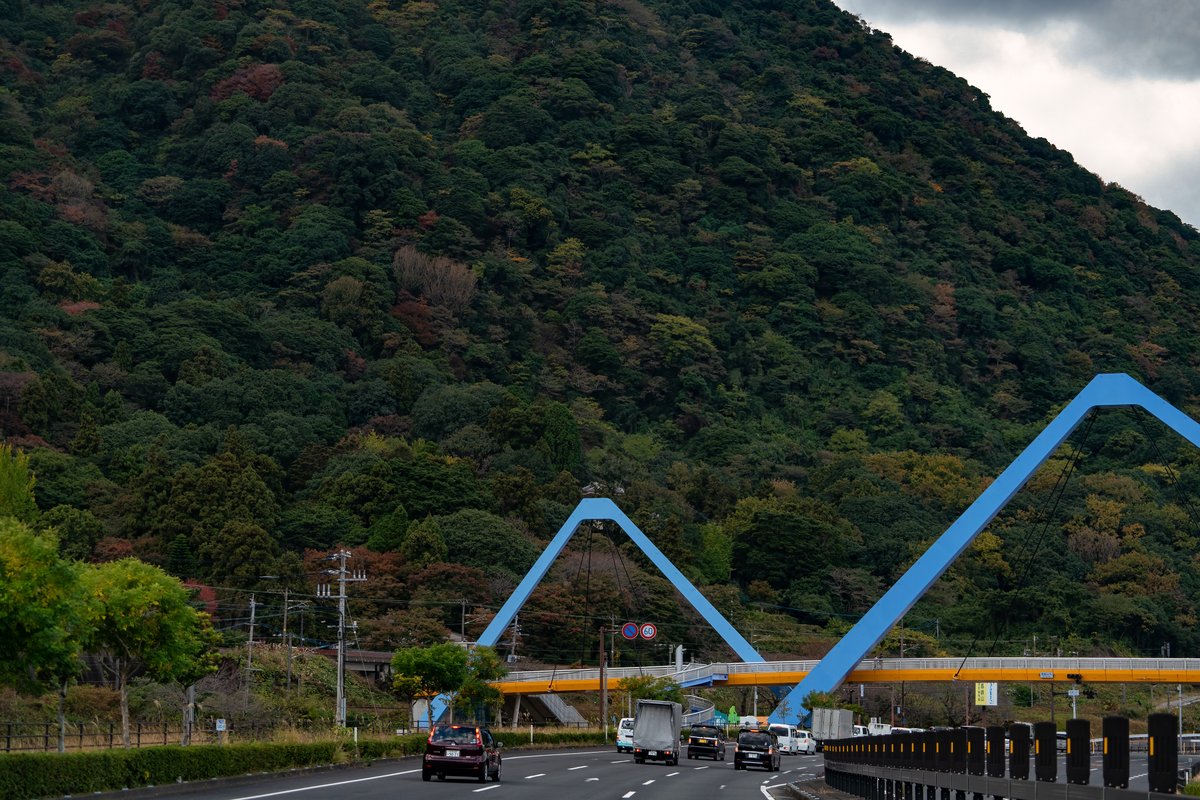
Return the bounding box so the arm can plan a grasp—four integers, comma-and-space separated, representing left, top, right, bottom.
599, 626, 608, 741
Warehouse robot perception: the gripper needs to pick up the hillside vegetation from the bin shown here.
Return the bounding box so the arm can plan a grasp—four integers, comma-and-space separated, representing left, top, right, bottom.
2, 0, 1200, 672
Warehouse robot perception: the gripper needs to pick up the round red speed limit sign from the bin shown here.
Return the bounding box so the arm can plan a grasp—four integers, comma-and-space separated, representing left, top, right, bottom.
639, 623, 657, 640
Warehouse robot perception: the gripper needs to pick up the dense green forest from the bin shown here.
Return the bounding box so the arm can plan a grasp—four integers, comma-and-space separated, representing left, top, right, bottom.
2, 0, 1199, 670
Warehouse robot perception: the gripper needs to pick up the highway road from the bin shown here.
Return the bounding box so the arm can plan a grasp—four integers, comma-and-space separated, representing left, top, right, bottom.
129, 745, 1157, 800
167, 746, 822, 800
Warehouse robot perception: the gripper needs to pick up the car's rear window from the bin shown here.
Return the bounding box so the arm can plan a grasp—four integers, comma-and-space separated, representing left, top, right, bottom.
691, 727, 720, 736
431, 726, 480, 744
739, 732, 772, 747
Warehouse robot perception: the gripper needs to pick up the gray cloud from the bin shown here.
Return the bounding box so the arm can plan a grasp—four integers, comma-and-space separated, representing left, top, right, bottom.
839, 0, 1200, 80
1138, 158, 1200, 228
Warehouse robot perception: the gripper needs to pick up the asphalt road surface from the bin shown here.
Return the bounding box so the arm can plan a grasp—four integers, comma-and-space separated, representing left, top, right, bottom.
162, 746, 822, 800
121, 745, 1155, 800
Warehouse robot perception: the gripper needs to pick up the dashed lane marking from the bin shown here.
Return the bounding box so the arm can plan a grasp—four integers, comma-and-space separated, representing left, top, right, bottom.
525, 773, 546, 779
642, 779, 656, 785
667, 771, 680, 776
623, 792, 636, 798
225, 769, 420, 799
569, 766, 588, 770
472, 786, 500, 793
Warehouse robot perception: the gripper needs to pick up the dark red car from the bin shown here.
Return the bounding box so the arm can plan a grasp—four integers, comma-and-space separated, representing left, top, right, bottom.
422, 723, 502, 782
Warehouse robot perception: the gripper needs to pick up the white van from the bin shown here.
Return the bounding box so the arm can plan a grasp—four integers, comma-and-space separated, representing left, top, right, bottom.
794, 729, 817, 754
616, 717, 635, 752
853, 725, 869, 737
768, 724, 800, 755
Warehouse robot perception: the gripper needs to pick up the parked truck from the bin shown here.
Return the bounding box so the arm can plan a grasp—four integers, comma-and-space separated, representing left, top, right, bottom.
632, 699, 683, 765
811, 707, 854, 750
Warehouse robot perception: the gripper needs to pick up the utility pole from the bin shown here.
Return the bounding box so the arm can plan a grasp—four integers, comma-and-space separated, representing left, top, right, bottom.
318, 550, 366, 727
599, 626, 608, 741
244, 593, 256, 712
507, 614, 520, 663
281, 586, 292, 691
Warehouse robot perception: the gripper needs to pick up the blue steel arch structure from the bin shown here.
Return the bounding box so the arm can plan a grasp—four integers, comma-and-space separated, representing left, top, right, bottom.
425, 500, 764, 721
468, 374, 1200, 727
476, 498, 764, 662
770, 373, 1200, 724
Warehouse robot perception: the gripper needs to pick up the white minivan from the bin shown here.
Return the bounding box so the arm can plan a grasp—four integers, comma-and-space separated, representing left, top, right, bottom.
768, 724, 806, 755
794, 729, 817, 754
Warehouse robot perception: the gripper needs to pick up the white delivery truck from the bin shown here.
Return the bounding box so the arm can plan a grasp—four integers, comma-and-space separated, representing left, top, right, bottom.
632, 699, 683, 766
811, 707, 854, 750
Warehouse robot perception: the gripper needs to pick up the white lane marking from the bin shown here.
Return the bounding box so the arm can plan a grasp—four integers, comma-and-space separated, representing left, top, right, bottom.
525, 773, 546, 779
586, 777, 600, 782
761, 783, 789, 798
473, 786, 500, 793
667, 771, 680, 776
612, 759, 629, 763
643, 779, 656, 785
694, 765, 710, 770
623, 792, 637, 798
1131, 772, 1149, 779
505, 750, 610, 761
225, 770, 419, 799
569, 765, 588, 770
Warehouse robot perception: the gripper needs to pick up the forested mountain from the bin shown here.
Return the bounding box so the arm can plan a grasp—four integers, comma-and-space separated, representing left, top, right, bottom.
2, 0, 1199, 666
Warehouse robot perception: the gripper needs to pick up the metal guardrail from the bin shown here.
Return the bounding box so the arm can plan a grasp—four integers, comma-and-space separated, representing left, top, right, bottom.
683, 695, 716, 726
0, 720, 278, 752
501, 657, 1200, 685
823, 714, 1185, 800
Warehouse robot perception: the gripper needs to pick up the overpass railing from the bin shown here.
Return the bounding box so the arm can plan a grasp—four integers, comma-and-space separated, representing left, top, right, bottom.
501, 657, 1200, 684
823, 713, 1185, 800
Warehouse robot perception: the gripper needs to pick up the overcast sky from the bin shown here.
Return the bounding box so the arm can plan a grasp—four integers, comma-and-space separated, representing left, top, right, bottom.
831, 0, 1200, 229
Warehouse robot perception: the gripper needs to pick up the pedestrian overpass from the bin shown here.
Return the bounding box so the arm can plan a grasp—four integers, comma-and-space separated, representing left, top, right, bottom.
491, 657, 1200, 695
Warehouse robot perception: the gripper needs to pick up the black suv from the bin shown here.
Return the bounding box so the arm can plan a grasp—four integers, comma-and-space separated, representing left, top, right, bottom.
422, 723, 502, 783
687, 724, 726, 760
734, 728, 780, 771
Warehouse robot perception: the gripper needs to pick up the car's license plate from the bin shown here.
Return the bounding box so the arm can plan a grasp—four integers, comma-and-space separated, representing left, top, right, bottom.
446, 749, 460, 758
748, 753, 760, 758
648, 750, 657, 756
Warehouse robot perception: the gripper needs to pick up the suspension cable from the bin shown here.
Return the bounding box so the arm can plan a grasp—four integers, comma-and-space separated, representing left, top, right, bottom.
1132, 407, 1200, 530
952, 409, 1098, 676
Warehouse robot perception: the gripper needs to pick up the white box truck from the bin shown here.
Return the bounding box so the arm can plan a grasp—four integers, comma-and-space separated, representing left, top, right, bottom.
811, 707, 854, 750
632, 699, 683, 765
